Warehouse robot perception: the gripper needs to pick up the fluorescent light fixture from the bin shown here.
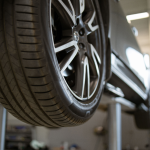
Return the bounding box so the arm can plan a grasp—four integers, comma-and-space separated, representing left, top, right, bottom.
126, 12, 149, 22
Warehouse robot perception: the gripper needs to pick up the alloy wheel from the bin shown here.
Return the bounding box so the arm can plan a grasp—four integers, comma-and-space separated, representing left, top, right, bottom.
51, 0, 102, 101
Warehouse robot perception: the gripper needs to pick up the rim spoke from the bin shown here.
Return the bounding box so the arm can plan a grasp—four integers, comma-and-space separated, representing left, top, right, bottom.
74, 54, 84, 97
86, 44, 97, 76
79, 0, 85, 14
74, 56, 90, 98
56, 41, 78, 73
87, 11, 99, 33
90, 44, 101, 76
86, 44, 101, 76
58, 0, 76, 25
82, 57, 90, 98
55, 40, 77, 53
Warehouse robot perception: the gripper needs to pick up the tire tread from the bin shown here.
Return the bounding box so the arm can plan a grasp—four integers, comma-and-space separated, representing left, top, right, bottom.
0, 0, 84, 127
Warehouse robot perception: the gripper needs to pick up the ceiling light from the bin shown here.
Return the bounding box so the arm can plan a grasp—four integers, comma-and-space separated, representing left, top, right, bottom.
126, 12, 149, 22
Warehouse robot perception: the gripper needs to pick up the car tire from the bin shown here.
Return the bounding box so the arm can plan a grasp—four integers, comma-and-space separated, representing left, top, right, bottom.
0, 0, 106, 127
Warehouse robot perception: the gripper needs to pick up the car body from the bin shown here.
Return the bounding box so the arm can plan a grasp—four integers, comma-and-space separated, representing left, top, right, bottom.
104, 0, 149, 106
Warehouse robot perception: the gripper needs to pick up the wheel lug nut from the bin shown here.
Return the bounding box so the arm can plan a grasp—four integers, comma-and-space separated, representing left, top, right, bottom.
79, 43, 84, 49
79, 28, 84, 36
79, 30, 83, 35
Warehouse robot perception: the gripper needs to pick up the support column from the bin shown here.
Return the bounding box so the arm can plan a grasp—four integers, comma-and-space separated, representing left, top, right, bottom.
108, 103, 122, 150
0, 105, 7, 150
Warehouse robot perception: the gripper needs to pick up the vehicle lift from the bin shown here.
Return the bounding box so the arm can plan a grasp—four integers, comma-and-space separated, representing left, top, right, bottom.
0, 105, 7, 150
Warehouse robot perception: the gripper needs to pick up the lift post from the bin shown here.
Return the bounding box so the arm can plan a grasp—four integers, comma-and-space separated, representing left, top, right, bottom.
100, 95, 136, 150
108, 103, 122, 150
0, 105, 7, 150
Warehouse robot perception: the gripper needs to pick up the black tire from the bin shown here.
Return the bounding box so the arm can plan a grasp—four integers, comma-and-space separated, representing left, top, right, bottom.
0, 0, 106, 127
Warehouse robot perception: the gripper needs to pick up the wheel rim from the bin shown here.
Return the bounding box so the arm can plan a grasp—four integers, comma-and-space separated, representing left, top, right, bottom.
51, 0, 102, 101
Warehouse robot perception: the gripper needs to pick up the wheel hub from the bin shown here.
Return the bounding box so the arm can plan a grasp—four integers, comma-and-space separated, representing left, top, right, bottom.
73, 16, 89, 52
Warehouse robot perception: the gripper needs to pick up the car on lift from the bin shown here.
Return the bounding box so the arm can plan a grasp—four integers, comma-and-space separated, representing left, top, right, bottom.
0, 0, 149, 128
